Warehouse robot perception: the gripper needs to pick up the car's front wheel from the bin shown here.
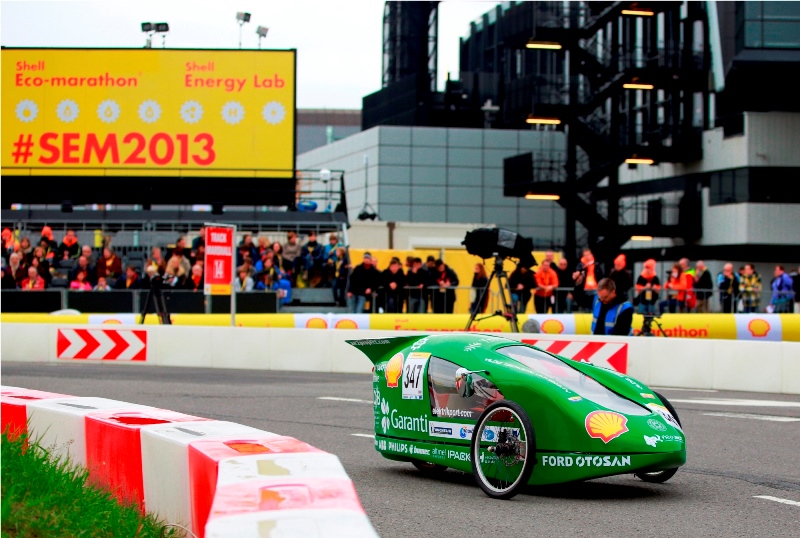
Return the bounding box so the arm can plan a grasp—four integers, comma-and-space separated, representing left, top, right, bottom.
636, 391, 682, 484
471, 400, 535, 500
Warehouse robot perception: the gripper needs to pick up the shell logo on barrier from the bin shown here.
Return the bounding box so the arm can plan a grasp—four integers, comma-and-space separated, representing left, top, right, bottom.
102, 319, 123, 324
305, 317, 328, 329
541, 319, 565, 334
385, 353, 404, 388
747, 318, 770, 338
335, 319, 358, 329
585, 411, 628, 443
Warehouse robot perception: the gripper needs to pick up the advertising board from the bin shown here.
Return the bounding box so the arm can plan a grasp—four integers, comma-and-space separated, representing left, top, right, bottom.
2, 48, 295, 178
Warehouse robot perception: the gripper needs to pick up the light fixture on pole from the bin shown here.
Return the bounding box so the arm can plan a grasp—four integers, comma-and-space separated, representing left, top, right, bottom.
625, 157, 655, 165
141, 22, 154, 48
630, 235, 654, 241
256, 26, 269, 49
621, 9, 655, 16
623, 77, 654, 90
154, 23, 169, 48
236, 12, 251, 49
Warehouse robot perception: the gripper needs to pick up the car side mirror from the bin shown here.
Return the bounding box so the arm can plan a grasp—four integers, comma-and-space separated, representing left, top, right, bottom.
455, 368, 474, 398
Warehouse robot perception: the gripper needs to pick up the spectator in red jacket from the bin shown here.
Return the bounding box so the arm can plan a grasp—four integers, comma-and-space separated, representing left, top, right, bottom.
20, 266, 45, 290
96, 247, 123, 281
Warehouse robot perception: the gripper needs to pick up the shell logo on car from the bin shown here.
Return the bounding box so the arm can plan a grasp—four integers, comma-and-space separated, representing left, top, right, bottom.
541, 319, 565, 334
585, 411, 628, 443
385, 353, 404, 388
747, 318, 770, 338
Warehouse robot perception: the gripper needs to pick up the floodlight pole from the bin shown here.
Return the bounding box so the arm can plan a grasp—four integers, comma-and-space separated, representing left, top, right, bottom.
239, 21, 244, 49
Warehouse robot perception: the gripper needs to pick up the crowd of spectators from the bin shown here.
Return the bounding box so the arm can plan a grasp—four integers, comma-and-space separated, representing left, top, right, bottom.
2, 226, 798, 315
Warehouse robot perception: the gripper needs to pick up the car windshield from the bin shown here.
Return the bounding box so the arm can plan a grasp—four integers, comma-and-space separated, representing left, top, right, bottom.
497, 345, 649, 416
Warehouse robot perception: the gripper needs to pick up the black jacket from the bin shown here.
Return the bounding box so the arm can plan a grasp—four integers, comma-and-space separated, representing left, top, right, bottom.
348, 264, 381, 296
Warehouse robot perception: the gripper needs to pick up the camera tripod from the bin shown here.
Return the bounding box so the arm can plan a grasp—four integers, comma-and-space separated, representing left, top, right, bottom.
465, 256, 519, 333
139, 278, 172, 325
638, 314, 666, 337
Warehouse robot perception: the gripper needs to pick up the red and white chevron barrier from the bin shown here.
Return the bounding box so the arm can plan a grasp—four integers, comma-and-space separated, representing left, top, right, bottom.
522, 339, 629, 373
57, 328, 147, 361
1, 385, 378, 537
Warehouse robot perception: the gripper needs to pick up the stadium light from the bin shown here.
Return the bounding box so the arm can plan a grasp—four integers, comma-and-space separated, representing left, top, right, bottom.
526, 116, 561, 125
525, 194, 561, 201
141, 22, 153, 32
625, 157, 655, 165
141, 22, 154, 48
630, 235, 654, 241
623, 82, 654, 90
256, 26, 269, 49
621, 9, 654, 16
237, 12, 251, 49
526, 41, 562, 50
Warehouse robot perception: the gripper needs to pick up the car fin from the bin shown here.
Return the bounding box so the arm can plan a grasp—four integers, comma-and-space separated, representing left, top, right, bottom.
345, 335, 427, 365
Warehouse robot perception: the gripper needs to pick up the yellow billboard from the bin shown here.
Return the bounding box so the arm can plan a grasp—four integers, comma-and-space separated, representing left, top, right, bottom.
1, 48, 295, 178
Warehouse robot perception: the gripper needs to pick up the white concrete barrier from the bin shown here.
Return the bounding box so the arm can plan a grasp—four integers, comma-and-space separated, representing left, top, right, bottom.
1, 322, 798, 394
5, 386, 378, 538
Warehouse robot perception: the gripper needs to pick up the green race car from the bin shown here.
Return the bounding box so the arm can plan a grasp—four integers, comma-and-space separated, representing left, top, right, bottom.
348, 333, 686, 499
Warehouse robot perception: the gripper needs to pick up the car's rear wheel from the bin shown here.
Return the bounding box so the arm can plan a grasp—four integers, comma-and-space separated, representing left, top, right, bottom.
636, 391, 681, 484
471, 400, 535, 500
412, 460, 447, 475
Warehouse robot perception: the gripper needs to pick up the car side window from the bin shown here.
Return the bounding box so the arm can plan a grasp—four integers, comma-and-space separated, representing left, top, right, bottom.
427, 357, 503, 421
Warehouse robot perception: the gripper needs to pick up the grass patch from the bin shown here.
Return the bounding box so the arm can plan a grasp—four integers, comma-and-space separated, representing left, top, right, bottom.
1, 431, 180, 537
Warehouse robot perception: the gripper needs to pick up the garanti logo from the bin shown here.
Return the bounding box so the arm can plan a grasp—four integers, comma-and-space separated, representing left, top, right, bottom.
585, 411, 628, 443
385, 352, 404, 388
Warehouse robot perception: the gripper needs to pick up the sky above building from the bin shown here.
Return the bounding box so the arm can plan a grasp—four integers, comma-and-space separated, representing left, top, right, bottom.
1, 0, 498, 109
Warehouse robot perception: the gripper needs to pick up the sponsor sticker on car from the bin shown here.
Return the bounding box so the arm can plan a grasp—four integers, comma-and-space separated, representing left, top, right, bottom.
585, 411, 628, 443
385, 352, 404, 388
402, 353, 429, 400
540, 454, 632, 468
646, 403, 683, 433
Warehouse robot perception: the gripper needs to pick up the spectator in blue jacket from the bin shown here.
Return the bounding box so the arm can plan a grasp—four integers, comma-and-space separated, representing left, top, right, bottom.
770, 265, 794, 313
299, 231, 324, 287
717, 263, 740, 313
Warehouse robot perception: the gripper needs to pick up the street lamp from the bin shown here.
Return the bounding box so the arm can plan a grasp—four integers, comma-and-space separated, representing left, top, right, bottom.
256, 26, 269, 49
236, 12, 251, 49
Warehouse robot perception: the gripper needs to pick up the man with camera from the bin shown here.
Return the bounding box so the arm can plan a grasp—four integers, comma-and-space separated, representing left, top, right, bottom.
572, 277, 633, 336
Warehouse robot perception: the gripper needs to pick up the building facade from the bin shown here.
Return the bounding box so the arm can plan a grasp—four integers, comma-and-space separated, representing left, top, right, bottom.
296, 125, 567, 249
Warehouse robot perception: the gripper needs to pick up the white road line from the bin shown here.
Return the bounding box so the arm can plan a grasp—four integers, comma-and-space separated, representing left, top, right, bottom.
670, 398, 800, 408
318, 397, 372, 404
650, 387, 718, 393
704, 412, 800, 422
351, 433, 375, 439
754, 495, 800, 507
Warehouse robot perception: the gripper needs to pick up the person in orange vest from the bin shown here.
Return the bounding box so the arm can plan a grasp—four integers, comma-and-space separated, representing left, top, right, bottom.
533, 259, 559, 314
679, 258, 696, 312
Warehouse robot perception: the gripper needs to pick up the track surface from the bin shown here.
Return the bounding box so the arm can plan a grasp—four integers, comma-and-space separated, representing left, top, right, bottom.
4, 362, 799, 537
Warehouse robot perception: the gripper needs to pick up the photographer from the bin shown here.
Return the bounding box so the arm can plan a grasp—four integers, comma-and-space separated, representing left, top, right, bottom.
572, 249, 604, 312
573, 277, 633, 336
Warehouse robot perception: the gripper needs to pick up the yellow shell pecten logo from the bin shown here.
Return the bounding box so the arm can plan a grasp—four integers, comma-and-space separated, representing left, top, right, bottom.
585, 411, 628, 443
385, 352, 404, 388
335, 319, 358, 329
541, 319, 565, 334
747, 318, 770, 338
305, 317, 328, 329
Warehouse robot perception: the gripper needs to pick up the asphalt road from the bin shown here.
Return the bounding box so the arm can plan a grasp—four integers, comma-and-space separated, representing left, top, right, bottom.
3, 362, 799, 537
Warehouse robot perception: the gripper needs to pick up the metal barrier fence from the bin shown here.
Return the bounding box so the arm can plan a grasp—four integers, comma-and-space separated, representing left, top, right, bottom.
0, 289, 278, 314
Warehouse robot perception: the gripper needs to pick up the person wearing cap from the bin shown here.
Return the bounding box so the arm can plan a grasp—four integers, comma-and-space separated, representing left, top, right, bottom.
635, 259, 661, 315
382, 257, 406, 313
609, 254, 633, 302
347, 252, 381, 313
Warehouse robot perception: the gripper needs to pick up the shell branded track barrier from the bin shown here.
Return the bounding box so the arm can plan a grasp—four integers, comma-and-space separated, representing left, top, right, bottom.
0, 386, 379, 538
3, 312, 798, 341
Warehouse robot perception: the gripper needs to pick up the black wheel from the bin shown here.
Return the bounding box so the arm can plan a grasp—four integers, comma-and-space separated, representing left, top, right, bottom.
636, 391, 681, 484
471, 400, 535, 500
412, 460, 447, 476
